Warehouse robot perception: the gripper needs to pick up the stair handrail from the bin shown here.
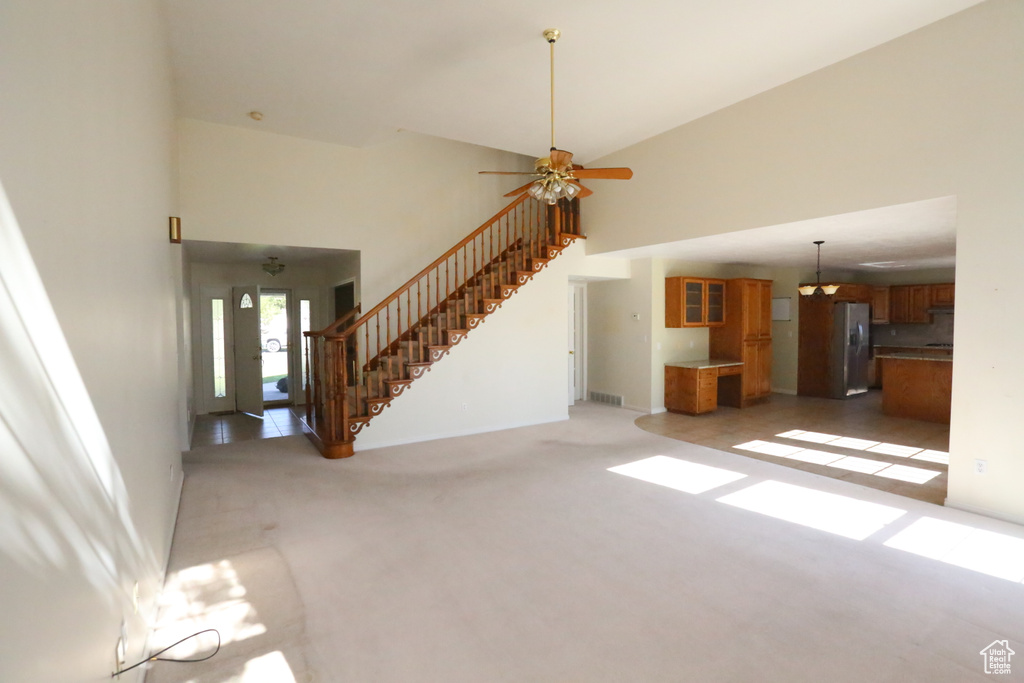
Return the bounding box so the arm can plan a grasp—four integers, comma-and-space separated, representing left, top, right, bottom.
331, 192, 532, 341
312, 305, 361, 338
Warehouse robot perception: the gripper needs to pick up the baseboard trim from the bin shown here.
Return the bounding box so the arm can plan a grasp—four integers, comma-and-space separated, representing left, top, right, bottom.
944, 498, 1024, 527
772, 387, 797, 396
354, 415, 569, 452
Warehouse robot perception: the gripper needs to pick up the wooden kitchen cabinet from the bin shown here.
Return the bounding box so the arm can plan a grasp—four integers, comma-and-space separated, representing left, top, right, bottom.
889, 285, 932, 323
665, 362, 744, 415
871, 286, 890, 324
665, 277, 726, 328
931, 283, 955, 306
710, 278, 773, 405
741, 338, 773, 401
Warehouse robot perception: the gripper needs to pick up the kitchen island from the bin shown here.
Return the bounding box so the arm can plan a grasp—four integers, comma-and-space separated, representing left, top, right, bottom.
876, 352, 952, 424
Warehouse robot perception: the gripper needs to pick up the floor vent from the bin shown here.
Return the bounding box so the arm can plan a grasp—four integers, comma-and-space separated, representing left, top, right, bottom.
589, 391, 624, 407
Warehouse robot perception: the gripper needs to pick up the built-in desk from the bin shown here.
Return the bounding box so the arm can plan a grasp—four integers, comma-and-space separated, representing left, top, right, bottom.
665, 360, 744, 415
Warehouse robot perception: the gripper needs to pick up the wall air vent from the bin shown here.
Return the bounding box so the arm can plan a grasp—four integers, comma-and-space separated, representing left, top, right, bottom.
589, 391, 624, 407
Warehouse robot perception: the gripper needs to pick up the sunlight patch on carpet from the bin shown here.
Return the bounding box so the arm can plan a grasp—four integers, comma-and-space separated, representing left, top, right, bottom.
609, 456, 747, 494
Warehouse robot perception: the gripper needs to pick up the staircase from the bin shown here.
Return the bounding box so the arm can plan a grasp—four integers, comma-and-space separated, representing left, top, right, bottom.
302, 193, 583, 458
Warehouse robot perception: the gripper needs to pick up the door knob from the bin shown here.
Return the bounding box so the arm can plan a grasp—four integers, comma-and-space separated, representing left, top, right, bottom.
252, 354, 262, 361
569, 350, 574, 355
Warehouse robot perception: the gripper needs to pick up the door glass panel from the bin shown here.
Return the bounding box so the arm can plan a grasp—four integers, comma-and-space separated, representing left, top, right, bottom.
300, 299, 311, 391
260, 292, 289, 402
211, 299, 227, 398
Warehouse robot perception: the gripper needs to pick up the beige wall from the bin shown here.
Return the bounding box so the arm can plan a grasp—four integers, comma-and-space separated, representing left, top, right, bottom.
588, 259, 807, 413
178, 119, 533, 310
585, 0, 1024, 523
179, 121, 631, 450
0, 1, 180, 680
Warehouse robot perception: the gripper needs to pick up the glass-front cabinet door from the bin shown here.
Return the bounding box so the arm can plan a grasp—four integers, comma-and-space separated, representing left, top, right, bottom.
683, 279, 705, 326
706, 280, 726, 326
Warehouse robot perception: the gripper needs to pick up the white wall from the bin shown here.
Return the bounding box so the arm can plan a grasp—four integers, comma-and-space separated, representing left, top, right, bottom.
0, 2, 180, 680
178, 121, 637, 453
178, 119, 534, 310
584, 0, 1024, 523
588, 259, 807, 413
356, 241, 630, 449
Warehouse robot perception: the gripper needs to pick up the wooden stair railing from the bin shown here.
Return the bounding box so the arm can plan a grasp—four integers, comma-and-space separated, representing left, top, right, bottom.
302, 194, 582, 458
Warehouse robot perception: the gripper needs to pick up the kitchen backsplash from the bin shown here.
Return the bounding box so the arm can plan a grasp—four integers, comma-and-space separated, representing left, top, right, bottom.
871, 313, 954, 346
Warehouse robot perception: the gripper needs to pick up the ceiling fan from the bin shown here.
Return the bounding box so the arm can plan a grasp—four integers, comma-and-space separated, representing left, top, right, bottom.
479, 29, 633, 204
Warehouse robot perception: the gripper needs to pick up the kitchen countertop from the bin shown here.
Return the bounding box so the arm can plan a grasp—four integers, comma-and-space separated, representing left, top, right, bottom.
872, 344, 953, 350
875, 352, 953, 362
666, 359, 744, 370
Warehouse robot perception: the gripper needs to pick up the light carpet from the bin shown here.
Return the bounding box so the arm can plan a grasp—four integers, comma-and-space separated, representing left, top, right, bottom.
147, 402, 1024, 682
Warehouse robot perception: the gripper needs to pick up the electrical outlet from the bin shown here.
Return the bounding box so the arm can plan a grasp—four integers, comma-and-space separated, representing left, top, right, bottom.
461, 402, 468, 412
632, 313, 640, 320
890, 329, 897, 336
975, 459, 987, 474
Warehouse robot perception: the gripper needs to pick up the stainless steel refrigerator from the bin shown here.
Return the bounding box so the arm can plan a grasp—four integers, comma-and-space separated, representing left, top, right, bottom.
830, 302, 870, 398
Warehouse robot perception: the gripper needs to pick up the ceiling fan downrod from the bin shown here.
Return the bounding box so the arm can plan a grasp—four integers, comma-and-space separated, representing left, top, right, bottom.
544, 28, 560, 152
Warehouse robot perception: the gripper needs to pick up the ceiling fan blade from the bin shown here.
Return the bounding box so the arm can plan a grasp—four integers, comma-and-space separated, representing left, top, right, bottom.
479, 171, 541, 175
572, 167, 633, 180
570, 181, 593, 198
504, 180, 537, 197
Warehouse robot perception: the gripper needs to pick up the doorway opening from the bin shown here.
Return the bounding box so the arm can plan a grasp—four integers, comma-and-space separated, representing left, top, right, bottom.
334, 281, 356, 320
260, 290, 290, 404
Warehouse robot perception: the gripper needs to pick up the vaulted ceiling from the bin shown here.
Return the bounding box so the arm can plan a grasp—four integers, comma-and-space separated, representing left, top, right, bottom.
163, 0, 982, 163
164, 0, 979, 270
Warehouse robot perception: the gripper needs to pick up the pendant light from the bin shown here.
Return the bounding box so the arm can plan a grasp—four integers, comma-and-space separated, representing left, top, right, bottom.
798, 241, 840, 297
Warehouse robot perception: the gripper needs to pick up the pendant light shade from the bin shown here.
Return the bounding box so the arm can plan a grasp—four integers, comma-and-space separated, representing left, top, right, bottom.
799, 241, 840, 297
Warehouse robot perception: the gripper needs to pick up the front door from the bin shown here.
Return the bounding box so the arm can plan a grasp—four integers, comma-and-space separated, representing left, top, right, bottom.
232, 285, 263, 417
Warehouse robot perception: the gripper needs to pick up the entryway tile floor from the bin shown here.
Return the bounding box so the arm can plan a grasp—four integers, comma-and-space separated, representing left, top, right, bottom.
635, 390, 950, 505
190, 406, 306, 448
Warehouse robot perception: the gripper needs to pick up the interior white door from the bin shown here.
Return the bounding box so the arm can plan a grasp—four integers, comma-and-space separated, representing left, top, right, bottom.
568, 285, 576, 405
571, 284, 585, 402
232, 285, 263, 417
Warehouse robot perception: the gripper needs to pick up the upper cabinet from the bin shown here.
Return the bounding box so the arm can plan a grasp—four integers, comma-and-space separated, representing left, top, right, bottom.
931, 283, 955, 307
871, 286, 890, 324
666, 277, 726, 328
890, 284, 933, 323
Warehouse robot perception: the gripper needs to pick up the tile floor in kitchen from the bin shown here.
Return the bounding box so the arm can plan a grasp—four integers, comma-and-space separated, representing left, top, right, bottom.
635, 390, 949, 504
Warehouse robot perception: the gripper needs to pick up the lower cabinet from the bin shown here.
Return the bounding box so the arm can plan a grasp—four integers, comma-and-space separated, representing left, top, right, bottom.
742, 339, 772, 402
665, 366, 718, 415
